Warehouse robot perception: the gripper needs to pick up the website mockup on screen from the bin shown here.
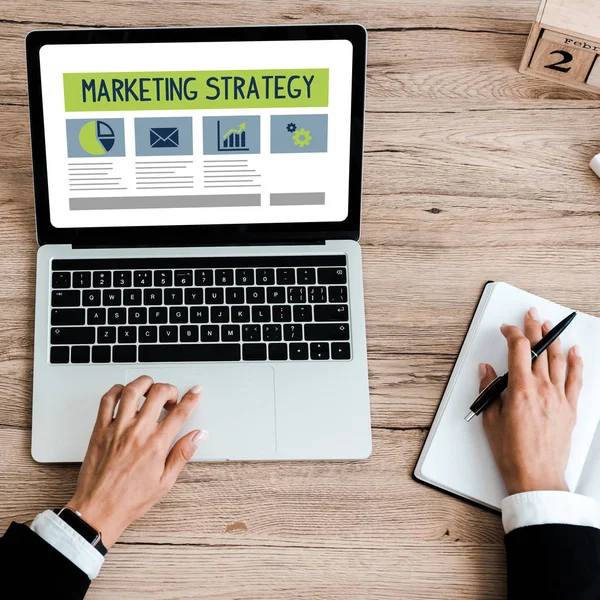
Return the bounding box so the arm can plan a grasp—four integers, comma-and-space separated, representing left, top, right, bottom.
38, 39, 354, 229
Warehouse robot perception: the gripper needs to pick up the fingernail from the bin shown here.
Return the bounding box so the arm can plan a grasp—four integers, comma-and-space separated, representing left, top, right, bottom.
192, 430, 208, 448
478, 363, 488, 379
189, 385, 202, 395
573, 345, 581, 357
528, 307, 540, 321
543, 320, 552, 330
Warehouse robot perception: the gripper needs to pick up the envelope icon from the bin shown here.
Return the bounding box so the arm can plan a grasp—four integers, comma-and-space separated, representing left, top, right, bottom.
149, 127, 179, 148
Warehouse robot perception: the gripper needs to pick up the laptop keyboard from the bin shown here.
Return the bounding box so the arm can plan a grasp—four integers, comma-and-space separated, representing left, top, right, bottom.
49, 255, 351, 364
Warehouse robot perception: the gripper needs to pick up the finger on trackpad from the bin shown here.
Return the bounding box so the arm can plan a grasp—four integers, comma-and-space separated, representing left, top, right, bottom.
126, 365, 276, 460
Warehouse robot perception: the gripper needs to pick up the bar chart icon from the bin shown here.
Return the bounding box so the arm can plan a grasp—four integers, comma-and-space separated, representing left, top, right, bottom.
218, 121, 248, 152
203, 116, 260, 155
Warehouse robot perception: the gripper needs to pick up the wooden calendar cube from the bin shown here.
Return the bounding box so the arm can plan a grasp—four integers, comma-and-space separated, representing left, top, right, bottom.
520, 0, 600, 94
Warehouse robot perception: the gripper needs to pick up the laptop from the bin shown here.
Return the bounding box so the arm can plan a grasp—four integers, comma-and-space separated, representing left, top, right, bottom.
26, 24, 371, 463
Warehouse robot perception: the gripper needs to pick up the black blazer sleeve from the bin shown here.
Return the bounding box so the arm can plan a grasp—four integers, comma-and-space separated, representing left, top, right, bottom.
0, 522, 91, 600
506, 524, 600, 600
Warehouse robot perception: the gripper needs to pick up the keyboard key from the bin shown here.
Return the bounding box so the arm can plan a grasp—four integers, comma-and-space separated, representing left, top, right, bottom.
268, 343, 288, 361
266, 287, 285, 304
134, 271, 152, 287
87, 308, 106, 325
289, 342, 309, 360
113, 345, 137, 363
103, 289, 122, 306
71, 345, 90, 363
98, 327, 116, 344
243, 343, 267, 361
252, 306, 271, 322
205, 288, 224, 304
175, 270, 193, 286
113, 271, 132, 287
92, 346, 111, 363
221, 324, 241, 342
293, 305, 312, 322
310, 342, 330, 360
242, 325, 261, 342
52, 272, 71, 288
139, 326, 158, 343
108, 308, 127, 324
129, 308, 147, 325
184, 288, 203, 305
51, 309, 85, 326
246, 287, 265, 304
210, 306, 229, 323
159, 326, 178, 343
169, 307, 188, 324
297, 268, 316, 284
118, 326, 137, 344
231, 306, 250, 323
50, 346, 69, 364
305, 323, 350, 341
195, 269, 214, 286
328, 286, 348, 303
277, 268, 295, 285
288, 287, 306, 304
263, 324, 282, 341
190, 306, 209, 323
272, 305, 292, 322
236, 269, 254, 285
93, 271, 111, 288
82, 289, 101, 306
256, 268, 275, 285
164, 288, 183, 305
51, 290, 80, 307
149, 307, 168, 324
215, 269, 234, 286
139, 343, 241, 362
332, 342, 351, 360
144, 289, 163, 305
123, 289, 142, 306
51, 326, 95, 345
318, 268, 347, 284
308, 286, 327, 303
225, 288, 244, 304
73, 272, 91, 288
314, 305, 349, 322
180, 325, 199, 343
154, 270, 173, 287
201, 325, 220, 342
284, 324, 302, 341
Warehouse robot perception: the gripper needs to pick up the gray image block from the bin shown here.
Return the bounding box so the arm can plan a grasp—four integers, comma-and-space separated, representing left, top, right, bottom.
271, 114, 328, 154
203, 116, 260, 155
135, 117, 193, 157
66, 118, 125, 158
270, 193, 325, 206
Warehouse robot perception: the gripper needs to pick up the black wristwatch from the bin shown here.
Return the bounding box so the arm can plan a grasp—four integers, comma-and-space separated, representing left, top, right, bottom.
54, 507, 108, 556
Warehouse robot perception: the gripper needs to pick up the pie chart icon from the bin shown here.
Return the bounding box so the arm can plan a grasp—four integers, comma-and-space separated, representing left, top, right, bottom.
78, 120, 116, 155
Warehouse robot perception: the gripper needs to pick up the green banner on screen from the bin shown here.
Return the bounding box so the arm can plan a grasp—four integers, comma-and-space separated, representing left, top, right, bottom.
63, 69, 329, 111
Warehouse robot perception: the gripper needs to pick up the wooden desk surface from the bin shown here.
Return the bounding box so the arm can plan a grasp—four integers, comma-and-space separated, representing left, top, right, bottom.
1, 1, 600, 597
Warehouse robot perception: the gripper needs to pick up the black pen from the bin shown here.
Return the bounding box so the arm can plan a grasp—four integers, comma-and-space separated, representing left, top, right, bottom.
464, 311, 578, 422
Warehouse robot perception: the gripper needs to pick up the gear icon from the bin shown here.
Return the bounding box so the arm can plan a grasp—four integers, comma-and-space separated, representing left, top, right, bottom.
292, 128, 312, 147
286, 123, 297, 133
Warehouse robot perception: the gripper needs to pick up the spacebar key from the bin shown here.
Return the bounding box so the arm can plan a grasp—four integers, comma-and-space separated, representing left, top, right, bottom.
139, 343, 241, 362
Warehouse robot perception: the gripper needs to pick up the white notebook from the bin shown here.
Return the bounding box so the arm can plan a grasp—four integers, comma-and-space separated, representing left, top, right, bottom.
415, 282, 600, 511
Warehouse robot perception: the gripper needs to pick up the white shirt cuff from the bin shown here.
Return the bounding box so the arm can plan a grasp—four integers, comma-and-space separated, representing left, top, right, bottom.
29, 510, 105, 579
501, 491, 599, 534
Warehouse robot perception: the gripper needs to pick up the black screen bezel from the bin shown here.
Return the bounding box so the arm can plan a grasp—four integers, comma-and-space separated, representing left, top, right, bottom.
26, 24, 366, 248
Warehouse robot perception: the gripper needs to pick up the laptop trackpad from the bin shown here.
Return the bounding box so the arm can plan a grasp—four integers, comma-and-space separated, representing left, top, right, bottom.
126, 365, 276, 460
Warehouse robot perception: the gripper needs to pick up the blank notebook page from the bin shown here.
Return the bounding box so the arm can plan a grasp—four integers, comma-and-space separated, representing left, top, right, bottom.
417, 282, 600, 510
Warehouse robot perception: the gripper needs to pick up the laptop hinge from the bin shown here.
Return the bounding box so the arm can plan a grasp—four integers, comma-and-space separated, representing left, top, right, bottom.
71, 239, 327, 250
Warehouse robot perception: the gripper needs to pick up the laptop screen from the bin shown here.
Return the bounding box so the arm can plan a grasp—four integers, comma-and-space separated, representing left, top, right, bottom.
38, 39, 354, 230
